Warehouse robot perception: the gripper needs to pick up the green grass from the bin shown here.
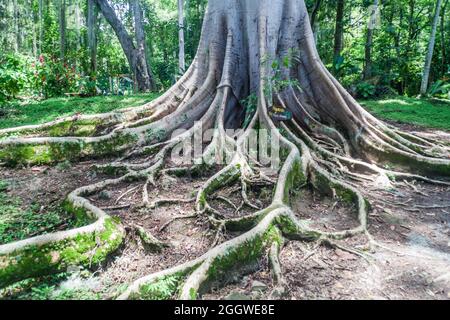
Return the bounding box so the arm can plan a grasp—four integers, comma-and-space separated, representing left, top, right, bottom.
0, 94, 448, 132
360, 97, 450, 131
0, 93, 160, 129
0, 180, 76, 245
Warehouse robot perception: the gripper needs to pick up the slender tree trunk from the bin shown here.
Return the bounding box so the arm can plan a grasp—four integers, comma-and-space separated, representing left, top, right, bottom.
178, 0, 186, 74
363, 0, 380, 80
13, 0, 19, 52
30, 0, 37, 57
131, 0, 155, 91
59, 0, 66, 61
309, 0, 321, 43
309, 0, 321, 27
75, 0, 81, 53
333, 0, 345, 65
420, 0, 443, 95
88, 0, 98, 78
38, 0, 43, 54
95, 0, 154, 92
440, 0, 448, 76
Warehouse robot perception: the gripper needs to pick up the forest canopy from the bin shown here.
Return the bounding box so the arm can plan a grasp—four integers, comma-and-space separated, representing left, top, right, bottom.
0, 0, 449, 101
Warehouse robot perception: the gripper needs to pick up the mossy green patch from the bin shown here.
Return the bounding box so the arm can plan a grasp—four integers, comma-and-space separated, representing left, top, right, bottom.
0, 207, 124, 288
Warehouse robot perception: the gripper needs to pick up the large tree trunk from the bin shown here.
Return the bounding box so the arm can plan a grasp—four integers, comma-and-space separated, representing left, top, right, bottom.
1, 0, 449, 299
95, 0, 154, 92
420, 0, 443, 95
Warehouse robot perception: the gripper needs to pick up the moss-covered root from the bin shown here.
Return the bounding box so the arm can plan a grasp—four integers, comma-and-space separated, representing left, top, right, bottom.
0, 197, 125, 288
118, 207, 319, 300
268, 239, 288, 299
0, 130, 140, 166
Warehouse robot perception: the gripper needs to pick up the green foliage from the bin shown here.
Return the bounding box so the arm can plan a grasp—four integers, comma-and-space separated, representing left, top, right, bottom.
361, 96, 450, 130
33, 54, 81, 98
0, 271, 102, 300
0, 54, 34, 102
355, 82, 376, 99
241, 94, 258, 128
139, 275, 181, 300
428, 80, 450, 98
0, 180, 75, 245
263, 51, 300, 102
0, 273, 69, 300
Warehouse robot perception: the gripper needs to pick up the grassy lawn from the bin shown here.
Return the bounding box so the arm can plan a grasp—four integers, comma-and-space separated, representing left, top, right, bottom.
0, 94, 449, 131
0, 93, 160, 129
360, 97, 450, 131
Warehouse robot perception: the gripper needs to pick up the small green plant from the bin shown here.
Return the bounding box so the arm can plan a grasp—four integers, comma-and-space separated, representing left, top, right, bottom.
241, 94, 258, 128
428, 80, 450, 98
0, 54, 33, 102
262, 50, 301, 102
140, 275, 180, 300
0, 272, 69, 300
356, 82, 376, 99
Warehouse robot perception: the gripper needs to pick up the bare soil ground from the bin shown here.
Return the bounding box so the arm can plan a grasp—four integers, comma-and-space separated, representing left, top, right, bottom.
0, 126, 449, 300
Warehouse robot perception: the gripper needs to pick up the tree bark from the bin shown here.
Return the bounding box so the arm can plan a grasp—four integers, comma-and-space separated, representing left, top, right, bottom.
363, 0, 380, 80
95, 0, 154, 92
178, 0, 186, 74
420, 0, 443, 95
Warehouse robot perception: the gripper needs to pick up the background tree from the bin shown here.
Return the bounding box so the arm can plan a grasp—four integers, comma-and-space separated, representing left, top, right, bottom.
420, 0, 443, 95
59, 0, 66, 61
333, 0, 345, 71
95, 0, 154, 92
178, 0, 185, 74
